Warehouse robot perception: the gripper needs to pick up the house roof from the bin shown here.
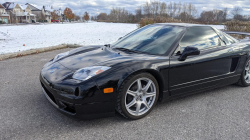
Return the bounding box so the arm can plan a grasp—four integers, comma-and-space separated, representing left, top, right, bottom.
55, 9, 63, 15
19, 4, 28, 10
25, 3, 43, 11
44, 5, 53, 12
2, 2, 18, 10
0, 4, 5, 9
24, 3, 54, 12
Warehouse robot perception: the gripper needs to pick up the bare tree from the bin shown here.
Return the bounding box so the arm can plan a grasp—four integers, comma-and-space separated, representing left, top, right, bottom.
135, 7, 142, 22
159, 2, 167, 17
200, 10, 215, 22
128, 13, 136, 23
172, 2, 178, 17
143, 1, 151, 18
222, 7, 228, 22
187, 3, 197, 21
151, 1, 160, 18
168, 2, 173, 17
75, 15, 80, 21
231, 7, 243, 20
97, 13, 108, 21
213, 9, 224, 22
177, 2, 182, 17
179, 3, 187, 21
109, 7, 129, 23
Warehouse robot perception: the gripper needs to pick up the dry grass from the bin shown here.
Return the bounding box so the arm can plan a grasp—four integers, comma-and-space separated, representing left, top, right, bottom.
137, 16, 199, 28
137, 16, 184, 28
224, 20, 250, 39
224, 20, 250, 32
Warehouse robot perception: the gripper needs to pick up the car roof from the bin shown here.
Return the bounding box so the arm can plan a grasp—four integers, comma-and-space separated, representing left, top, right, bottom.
155, 23, 209, 27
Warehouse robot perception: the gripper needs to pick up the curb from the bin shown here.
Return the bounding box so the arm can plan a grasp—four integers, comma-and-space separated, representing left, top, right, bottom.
0, 44, 83, 61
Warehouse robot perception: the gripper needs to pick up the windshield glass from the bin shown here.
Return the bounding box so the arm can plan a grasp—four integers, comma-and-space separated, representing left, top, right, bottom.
112, 25, 184, 55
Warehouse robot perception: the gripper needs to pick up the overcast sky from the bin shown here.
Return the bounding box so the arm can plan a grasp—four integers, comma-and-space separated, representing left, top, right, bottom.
1, 0, 249, 17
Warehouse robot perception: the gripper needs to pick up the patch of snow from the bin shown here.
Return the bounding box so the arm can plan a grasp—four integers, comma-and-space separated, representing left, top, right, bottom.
7, 3, 17, 9
209, 25, 225, 30
0, 22, 225, 55
0, 22, 138, 54
19, 4, 28, 10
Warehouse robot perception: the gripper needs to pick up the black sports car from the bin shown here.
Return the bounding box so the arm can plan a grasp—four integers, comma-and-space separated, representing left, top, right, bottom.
40, 23, 250, 120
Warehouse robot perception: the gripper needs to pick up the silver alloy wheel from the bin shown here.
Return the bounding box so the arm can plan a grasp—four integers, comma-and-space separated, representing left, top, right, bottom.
245, 60, 250, 83
125, 78, 157, 116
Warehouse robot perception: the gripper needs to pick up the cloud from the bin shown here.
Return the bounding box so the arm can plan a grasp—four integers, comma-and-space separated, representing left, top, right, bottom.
0, 0, 249, 17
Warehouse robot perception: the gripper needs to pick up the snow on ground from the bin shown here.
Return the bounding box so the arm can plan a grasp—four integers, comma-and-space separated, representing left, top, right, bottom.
0, 22, 138, 54
0, 22, 224, 54
210, 25, 224, 30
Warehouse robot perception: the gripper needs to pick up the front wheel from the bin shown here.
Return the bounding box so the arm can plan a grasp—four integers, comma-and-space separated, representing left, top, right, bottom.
116, 73, 159, 120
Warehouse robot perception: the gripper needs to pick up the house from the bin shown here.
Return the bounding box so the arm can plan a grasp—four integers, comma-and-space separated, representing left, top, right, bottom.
26, 3, 52, 23
44, 5, 53, 22
2, 2, 36, 23
19, 4, 36, 23
55, 8, 64, 21
0, 4, 10, 23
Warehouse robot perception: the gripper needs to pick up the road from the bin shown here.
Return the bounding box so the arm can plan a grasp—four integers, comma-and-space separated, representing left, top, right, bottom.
0, 48, 250, 139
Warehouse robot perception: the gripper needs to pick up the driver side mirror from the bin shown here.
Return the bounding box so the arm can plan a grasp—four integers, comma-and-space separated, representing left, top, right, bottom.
118, 37, 122, 40
178, 46, 200, 61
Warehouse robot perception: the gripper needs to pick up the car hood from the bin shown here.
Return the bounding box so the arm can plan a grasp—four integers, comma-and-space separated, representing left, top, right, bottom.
57, 45, 164, 71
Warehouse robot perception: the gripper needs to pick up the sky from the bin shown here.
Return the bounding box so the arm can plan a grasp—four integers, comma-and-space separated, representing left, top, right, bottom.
1, 0, 249, 17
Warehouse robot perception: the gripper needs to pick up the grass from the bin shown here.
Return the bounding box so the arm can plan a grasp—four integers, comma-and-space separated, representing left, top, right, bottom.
137, 16, 184, 28
224, 20, 250, 39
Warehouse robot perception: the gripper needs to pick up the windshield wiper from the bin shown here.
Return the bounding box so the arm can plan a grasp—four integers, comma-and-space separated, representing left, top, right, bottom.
115, 48, 142, 54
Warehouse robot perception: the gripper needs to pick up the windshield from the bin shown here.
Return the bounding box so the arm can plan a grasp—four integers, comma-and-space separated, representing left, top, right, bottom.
112, 25, 184, 55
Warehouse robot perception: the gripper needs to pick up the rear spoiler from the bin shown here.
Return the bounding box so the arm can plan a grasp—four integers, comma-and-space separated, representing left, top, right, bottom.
223, 31, 250, 36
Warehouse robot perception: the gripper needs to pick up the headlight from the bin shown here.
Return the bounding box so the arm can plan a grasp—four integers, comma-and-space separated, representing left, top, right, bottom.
72, 66, 111, 81
53, 51, 69, 62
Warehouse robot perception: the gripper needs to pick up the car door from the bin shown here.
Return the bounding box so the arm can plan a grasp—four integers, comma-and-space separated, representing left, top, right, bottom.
169, 26, 233, 96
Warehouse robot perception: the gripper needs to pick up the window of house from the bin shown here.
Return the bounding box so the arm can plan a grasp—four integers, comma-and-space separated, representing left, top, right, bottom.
179, 26, 224, 51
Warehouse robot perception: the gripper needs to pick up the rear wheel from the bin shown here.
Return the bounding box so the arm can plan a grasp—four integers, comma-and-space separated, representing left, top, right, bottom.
116, 73, 159, 120
237, 58, 250, 87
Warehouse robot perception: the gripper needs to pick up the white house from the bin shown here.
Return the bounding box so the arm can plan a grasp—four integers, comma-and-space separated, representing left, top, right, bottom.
26, 3, 52, 23
2, 2, 36, 23
0, 4, 10, 23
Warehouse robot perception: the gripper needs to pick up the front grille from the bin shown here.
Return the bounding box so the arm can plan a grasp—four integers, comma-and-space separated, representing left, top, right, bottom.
41, 82, 57, 104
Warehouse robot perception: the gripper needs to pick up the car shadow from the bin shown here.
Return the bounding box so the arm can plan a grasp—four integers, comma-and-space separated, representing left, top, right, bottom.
30, 84, 245, 129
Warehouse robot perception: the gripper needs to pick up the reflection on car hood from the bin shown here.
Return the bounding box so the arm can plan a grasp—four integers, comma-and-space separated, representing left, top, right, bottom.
57, 45, 162, 70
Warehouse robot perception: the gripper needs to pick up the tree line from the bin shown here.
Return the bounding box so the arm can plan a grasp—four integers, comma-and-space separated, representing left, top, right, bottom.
92, 1, 249, 23
50, 7, 90, 22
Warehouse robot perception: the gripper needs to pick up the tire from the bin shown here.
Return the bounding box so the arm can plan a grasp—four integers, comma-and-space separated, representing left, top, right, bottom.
237, 57, 250, 87
116, 72, 159, 120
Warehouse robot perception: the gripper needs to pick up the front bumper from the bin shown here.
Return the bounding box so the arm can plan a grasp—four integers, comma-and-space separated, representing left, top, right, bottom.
40, 74, 115, 119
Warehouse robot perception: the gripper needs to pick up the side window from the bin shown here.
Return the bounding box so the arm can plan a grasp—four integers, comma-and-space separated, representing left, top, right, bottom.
179, 26, 223, 50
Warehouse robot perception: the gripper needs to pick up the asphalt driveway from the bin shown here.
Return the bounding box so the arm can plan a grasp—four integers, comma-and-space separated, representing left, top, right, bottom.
0, 48, 250, 139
